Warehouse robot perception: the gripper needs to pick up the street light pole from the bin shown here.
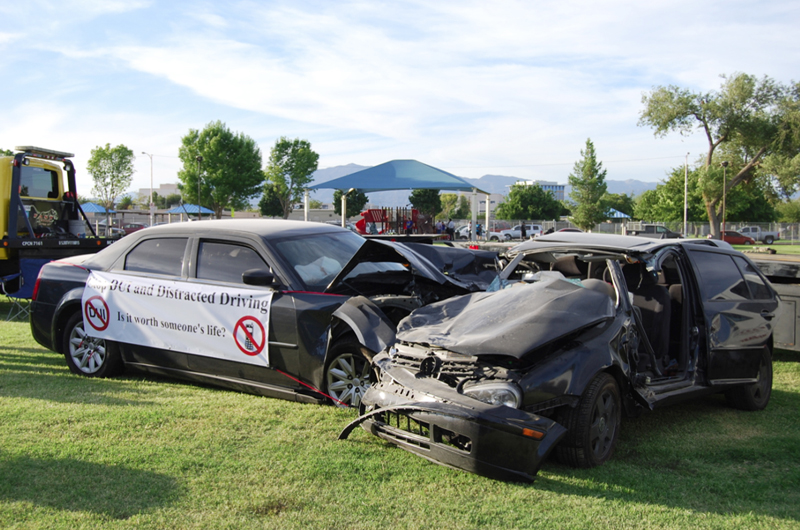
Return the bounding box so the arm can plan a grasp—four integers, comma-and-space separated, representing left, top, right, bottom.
683, 152, 689, 237
141, 152, 154, 226
195, 155, 203, 221
721, 161, 729, 236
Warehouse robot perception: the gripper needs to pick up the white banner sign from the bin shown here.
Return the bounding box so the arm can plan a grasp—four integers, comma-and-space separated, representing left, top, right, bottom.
82, 271, 273, 366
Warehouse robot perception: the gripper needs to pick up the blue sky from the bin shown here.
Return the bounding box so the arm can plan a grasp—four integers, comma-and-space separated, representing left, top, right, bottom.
2, 0, 798, 196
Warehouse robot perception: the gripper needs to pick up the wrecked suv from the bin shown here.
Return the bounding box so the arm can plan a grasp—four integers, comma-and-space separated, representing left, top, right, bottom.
342, 233, 778, 481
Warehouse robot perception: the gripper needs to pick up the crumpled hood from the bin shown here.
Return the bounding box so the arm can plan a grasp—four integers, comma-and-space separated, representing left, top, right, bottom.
326, 239, 478, 293
396, 278, 615, 358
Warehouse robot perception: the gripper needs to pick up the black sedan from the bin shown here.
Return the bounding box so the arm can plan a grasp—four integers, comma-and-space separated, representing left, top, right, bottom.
342, 233, 778, 481
30, 220, 496, 407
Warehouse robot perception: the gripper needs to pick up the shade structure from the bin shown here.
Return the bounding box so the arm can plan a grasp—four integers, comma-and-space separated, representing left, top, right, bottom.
607, 208, 631, 219
166, 204, 214, 214
80, 202, 110, 213
309, 160, 486, 194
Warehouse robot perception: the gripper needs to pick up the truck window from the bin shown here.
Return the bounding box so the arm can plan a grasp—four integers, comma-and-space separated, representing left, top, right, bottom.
20, 166, 59, 199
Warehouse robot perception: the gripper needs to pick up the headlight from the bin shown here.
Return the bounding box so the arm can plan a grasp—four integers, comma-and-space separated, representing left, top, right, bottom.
462, 381, 522, 408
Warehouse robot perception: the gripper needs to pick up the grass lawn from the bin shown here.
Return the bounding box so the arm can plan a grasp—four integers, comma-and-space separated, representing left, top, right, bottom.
1, 316, 799, 529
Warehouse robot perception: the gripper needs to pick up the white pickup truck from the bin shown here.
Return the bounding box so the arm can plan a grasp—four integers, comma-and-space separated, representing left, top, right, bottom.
738, 226, 780, 245
489, 223, 543, 241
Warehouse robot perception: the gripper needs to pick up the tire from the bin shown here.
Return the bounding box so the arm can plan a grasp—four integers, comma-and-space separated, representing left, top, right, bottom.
745, 240, 752, 245
725, 347, 772, 411
62, 311, 122, 378
504, 234, 512, 241
555, 373, 621, 468
764, 236, 774, 245
324, 339, 374, 408
490, 236, 499, 241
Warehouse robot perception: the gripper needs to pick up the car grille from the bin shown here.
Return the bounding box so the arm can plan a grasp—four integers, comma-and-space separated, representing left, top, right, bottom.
390, 343, 479, 386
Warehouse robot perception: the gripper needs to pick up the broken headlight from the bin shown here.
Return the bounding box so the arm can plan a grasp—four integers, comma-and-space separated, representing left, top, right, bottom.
462, 381, 522, 408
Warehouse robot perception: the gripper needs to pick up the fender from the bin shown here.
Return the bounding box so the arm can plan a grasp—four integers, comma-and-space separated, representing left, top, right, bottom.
330, 296, 396, 354
51, 286, 86, 352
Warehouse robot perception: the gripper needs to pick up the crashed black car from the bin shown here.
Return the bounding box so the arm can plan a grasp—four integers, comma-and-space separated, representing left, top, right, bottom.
342, 233, 778, 481
30, 220, 496, 407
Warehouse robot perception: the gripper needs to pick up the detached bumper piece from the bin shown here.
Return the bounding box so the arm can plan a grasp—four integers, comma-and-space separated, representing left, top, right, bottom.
340, 387, 567, 482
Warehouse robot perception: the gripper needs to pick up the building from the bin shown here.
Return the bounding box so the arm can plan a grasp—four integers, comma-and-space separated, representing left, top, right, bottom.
513, 180, 565, 201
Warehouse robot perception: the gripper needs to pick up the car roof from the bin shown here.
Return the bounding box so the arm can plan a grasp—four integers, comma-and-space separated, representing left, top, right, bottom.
136, 218, 350, 238
508, 232, 733, 256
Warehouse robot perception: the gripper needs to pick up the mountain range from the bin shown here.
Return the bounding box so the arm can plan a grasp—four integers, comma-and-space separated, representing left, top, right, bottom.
306, 164, 658, 207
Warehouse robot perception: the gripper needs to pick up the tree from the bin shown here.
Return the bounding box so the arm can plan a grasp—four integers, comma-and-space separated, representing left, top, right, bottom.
409, 189, 441, 218
178, 121, 264, 219
264, 137, 319, 219
602, 193, 636, 218
0, 148, 13, 156
116, 196, 134, 210
776, 200, 800, 223
87, 143, 135, 226
309, 199, 323, 209
496, 184, 562, 221
333, 189, 368, 218
639, 73, 800, 237
439, 193, 470, 219
259, 183, 284, 218
568, 139, 608, 231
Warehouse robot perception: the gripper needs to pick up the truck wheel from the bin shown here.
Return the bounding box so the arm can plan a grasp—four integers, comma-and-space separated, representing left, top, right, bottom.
555, 373, 621, 468
504, 234, 512, 241
324, 339, 374, 408
62, 311, 122, 378
725, 347, 772, 411
764, 236, 774, 245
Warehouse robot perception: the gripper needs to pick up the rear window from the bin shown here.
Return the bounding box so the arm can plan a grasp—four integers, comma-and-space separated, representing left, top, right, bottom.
691, 251, 749, 301
20, 166, 59, 199
124, 238, 187, 276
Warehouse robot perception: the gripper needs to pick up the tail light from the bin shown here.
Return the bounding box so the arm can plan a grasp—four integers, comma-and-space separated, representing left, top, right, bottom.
31, 267, 45, 301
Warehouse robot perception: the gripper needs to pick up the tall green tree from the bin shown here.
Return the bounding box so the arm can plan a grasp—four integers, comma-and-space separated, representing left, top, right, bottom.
409, 189, 441, 219
496, 184, 562, 221
264, 137, 319, 219
568, 139, 608, 231
639, 73, 800, 237
0, 148, 13, 156
439, 193, 470, 219
259, 183, 284, 218
334, 189, 368, 217
87, 143, 135, 227
178, 121, 264, 219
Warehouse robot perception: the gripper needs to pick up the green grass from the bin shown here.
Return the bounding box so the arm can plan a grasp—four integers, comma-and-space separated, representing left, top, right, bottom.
1, 318, 799, 529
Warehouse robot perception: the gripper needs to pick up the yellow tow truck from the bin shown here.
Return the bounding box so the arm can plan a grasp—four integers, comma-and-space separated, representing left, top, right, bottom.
0, 146, 114, 279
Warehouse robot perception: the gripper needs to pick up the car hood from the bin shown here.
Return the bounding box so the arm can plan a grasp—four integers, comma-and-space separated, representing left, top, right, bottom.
395, 277, 615, 359
325, 239, 484, 294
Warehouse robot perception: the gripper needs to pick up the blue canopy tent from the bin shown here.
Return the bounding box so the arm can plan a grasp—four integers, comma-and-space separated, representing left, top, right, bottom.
166, 204, 214, 221
307, 160, 488, 238
80, 202, 110, 213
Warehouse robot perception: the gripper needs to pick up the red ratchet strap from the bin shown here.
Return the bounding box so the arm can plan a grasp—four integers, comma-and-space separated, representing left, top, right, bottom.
274, 367, 349, 407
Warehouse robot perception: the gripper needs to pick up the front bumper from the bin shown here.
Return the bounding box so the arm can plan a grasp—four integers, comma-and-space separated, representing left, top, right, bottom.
340, 354, 567, 482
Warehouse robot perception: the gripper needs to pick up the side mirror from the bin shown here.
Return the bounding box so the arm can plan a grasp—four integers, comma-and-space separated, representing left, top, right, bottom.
242, 268, 275, 287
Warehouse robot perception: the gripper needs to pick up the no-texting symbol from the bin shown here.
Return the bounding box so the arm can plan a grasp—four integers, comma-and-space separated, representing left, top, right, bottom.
234, 316, 265, 356
84, 296, 110, 331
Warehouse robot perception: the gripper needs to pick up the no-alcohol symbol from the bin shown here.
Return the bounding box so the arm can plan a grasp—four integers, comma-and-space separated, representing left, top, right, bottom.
84, 296, 110, 331
234, 316, 265, 356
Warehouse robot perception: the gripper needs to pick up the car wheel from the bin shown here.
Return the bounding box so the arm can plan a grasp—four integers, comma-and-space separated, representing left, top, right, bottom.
324, 339, 374, 408
555, 372, 621, 468
765, 236, 774, 245
62, 311, 122, 378
745, 240, 752, 245
504, 234, 512, 241
725, 347, 772, 411
490, 236, 499, 241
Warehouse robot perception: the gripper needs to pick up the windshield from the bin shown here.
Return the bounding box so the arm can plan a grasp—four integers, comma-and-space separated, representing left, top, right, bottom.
272, 230, 366, 291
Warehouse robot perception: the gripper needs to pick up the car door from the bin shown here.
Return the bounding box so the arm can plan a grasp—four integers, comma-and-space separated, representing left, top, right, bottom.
186, 238, 299, 390
685, 248, 778, 383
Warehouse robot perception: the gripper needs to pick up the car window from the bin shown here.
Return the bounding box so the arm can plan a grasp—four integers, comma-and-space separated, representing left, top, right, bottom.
124, 238, 187, 276
272, 230, 365, 290
197, 241, 269, 284
733, 256, 772, 300
691, 251, 749, 301
20, 166, 59, 198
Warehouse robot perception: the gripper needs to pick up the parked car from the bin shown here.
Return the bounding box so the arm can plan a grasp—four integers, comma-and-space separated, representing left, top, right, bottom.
121, 222, 148, 235
627, 224, 682, 239
30, 220, 496, 408
342, 232, 778, 482
737, 226, 780, 245
709, 231, 756, 245
490, 224, 543, 241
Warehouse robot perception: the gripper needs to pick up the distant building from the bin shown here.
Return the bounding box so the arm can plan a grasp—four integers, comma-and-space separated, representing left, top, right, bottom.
137, 183, 180, 200
513, 180, 565, 201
